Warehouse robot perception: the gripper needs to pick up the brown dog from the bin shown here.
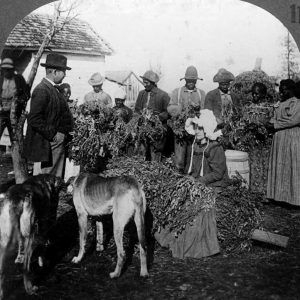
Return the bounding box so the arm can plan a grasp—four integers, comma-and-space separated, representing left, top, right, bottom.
69, 173, 148, 278
0, 174, 63, 299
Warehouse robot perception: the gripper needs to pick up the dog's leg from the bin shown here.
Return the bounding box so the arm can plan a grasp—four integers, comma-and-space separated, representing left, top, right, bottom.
110, 214, 125, 279
0, 201, 16, 299
72, 213, 88, 263
134, 204, 149, 277
23, 235, 38, 295
96, 221, 104, 252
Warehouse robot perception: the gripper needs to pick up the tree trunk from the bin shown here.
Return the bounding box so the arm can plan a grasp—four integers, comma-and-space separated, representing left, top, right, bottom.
10, 98, 28, 183
26, 34, 51, 89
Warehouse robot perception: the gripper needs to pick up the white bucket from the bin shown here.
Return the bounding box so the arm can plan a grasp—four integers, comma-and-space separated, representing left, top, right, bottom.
225, 150, 250, 186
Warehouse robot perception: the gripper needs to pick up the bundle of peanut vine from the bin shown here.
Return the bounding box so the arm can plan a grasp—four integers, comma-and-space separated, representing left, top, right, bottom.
215, 174, 264, 253
68, 102, 166, 170
167, 105, 199, 144
103, 156, 216, 235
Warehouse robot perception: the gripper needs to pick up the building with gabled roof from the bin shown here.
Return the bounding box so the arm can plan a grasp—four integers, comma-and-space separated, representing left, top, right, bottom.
0, 12, 114, 148
4, 13, 113, 57
105, 70, 144, 105
1, 12, 114, 102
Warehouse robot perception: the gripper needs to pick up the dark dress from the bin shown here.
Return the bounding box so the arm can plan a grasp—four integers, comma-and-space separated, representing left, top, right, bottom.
155, 140, 229, 259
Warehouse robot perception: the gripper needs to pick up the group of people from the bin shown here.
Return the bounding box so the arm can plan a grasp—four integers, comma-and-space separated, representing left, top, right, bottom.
1, 51, 300, 261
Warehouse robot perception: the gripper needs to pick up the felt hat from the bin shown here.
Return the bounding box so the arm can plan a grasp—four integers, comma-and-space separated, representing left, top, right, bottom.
213, 68, 235, 83
0, 58, 14, 69
88, 72, 105, 86
180, 65, 203, 81
114, 88, 127, 100
140, 70, 159, 83
40, 53, 71, 70
185, 109, 222, 141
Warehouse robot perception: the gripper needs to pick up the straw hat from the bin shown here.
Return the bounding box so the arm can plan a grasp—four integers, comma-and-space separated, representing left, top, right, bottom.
88, 72, 105, 86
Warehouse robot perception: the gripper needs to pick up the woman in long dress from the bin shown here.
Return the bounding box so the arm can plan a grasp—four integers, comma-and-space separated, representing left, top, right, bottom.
267, 79, 300, 206
155, 109, 229, 259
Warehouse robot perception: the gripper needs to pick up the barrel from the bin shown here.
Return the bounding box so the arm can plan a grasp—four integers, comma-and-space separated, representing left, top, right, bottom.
225, 150, 250, 186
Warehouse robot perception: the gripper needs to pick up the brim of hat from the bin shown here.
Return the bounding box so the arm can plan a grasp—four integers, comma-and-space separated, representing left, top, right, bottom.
40, 63, 71, 70
213, 79, 233, 83
140, 76, 157, 83
180, 77, 203, 81
88, 79, 104, 86
0, 64, 14, 69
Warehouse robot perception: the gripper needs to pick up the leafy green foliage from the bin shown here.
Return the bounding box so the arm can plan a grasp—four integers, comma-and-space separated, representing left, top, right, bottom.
216, 174, 264, 253
167, 105, 199, 144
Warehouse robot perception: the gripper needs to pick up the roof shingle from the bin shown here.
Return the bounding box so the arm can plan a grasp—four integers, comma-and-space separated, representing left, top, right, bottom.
5, 13, 113, 56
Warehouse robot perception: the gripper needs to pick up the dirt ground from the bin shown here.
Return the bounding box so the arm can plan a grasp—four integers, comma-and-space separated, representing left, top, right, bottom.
0, 153, 300, 300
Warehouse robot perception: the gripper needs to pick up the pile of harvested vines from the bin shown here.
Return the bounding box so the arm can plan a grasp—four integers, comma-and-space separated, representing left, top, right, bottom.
69, 103, 166, 170
104, 156, 215, 235
104, 157, 263, 253
215, 175, 264, 253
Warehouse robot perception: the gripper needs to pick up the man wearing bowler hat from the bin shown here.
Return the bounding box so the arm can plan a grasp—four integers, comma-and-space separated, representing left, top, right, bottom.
24, 53, 74, 178
135, 70, 170, 161
167, 65, 205, 173
0, 57, 30, 142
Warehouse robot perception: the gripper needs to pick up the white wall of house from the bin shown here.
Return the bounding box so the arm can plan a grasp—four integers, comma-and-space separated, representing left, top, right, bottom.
23, 52, 109, 105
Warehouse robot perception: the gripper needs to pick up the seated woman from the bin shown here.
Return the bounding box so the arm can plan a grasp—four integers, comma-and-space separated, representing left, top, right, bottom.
155, 109, 229, 259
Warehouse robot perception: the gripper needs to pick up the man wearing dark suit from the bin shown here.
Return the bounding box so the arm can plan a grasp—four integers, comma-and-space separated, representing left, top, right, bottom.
24, 53, 73, 178
0, 57, 30, 142
204, 68, 240, 124
135, 70, 170, 161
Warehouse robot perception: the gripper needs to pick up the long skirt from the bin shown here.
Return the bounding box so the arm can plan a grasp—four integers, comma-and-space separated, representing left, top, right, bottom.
154, 208, 220, 259
267, 127, 300, 206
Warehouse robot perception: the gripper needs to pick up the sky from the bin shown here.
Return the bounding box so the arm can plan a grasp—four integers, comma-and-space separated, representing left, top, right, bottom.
35, 0, 300, 93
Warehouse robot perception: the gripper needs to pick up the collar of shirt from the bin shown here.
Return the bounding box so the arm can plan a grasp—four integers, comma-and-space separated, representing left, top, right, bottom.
219, 90, 231, 96
44, 77, 56, 86
147, 86, 158, 94
183, 86, 197, 93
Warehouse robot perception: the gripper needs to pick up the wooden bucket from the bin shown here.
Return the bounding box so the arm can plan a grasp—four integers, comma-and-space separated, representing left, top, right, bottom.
225, 150, 250, 186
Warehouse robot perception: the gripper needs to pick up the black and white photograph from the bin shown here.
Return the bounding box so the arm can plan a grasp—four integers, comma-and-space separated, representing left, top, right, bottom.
0, 0, 299, 299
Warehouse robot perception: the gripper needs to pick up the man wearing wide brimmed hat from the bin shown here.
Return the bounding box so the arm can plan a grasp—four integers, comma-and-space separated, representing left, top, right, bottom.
0, 57, 30, 143
83, 72, 112, 107
204, 68, 241, 124
134, 70, 170, 161
167, 65, 206, 173
24, 53, 73, 178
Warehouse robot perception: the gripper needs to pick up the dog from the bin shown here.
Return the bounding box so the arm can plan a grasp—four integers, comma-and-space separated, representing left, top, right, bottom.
0, 174, 64, 299
68, 173, 149, 278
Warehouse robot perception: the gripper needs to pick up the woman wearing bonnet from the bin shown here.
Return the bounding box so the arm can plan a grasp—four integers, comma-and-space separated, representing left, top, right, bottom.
155, 109, 229, 259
